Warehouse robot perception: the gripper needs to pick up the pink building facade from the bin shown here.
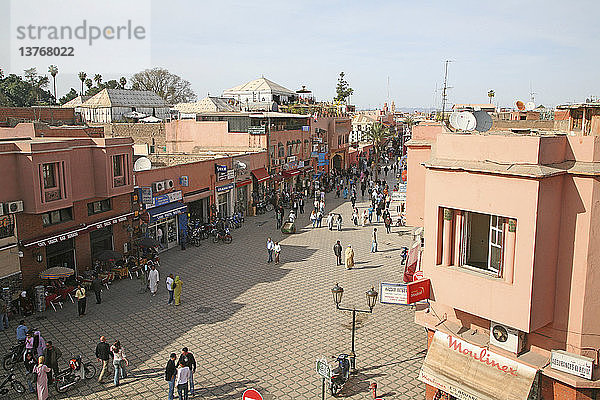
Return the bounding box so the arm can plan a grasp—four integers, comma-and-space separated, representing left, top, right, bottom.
412, 131, 600, 399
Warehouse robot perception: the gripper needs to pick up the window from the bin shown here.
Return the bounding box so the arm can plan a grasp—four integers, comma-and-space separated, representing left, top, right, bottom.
287, 143, 293, 157
112, 154, 127, 187
338, 136, 342, 146
0, 215, 15, 239
42, 207, 73, 226
269, 145, 276, 159
278, 143, 285, 158
460, 211, 504, 275
87, 199, 112, 216
42, 163, 57, 189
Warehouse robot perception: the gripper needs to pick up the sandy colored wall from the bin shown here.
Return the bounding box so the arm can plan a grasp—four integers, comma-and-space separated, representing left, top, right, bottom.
165, 120, 265, 152
406, 145, 431, 227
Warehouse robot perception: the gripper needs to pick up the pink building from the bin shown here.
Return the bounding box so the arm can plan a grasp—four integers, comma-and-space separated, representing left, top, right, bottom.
410, 130, 600, 399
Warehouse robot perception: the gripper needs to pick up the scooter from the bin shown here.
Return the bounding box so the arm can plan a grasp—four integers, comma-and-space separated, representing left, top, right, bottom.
0, 369, 25, 395
329, 354, 350, 396
54, 355, 96, 393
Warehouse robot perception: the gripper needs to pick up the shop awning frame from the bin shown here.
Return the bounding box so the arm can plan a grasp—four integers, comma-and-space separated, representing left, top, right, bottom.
251, 167, 270, 182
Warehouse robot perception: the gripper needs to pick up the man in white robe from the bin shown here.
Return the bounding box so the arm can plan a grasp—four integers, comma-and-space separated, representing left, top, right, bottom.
148, 264, 159, 296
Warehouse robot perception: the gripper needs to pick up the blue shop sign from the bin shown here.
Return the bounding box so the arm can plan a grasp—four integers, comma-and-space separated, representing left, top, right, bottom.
216, 183, 234, 193
215, 164, 227, 173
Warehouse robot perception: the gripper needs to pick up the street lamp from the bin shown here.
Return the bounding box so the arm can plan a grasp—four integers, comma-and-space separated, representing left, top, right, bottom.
330, 283, 378, 374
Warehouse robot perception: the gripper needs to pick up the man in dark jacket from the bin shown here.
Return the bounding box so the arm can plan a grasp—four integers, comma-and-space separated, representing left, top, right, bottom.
165, 353, 177, 400
91, 275, 102, 304
43, 340, 61, 382
95, 336, 111, 383
179, 347, 197, 396
333, 241, 343, 265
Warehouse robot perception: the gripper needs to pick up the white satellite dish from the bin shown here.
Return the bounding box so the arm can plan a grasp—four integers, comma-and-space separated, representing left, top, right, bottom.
473, 110, 493, 132
454, 111, 477, 131
449, 112, 461, 130
525, 101, 536, 111
134, 157, 152, 172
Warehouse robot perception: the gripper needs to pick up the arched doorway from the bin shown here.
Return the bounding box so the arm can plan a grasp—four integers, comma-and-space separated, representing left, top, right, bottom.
332, 154, 342, 171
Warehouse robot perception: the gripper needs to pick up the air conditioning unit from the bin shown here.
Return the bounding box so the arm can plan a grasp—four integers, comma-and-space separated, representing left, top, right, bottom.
489, 321, 526, 354
152, 181, 165, 192
164, 179, 174, 190
7, 200, 23, 214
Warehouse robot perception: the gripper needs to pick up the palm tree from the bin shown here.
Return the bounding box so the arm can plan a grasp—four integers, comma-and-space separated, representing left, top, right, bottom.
488, 90, 495, 104
365, 122, 392, 179
78, 71, 86, 95
48, 65, 58, 104
85, 78, 93, 90
93, 74, 102, 87
119, 77, 127, 89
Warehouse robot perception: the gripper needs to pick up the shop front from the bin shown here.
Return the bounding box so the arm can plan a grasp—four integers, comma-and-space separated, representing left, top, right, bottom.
216, 183, 234, 218
146, 202, 187, 251
184, 188, 211, 223
235, 178, 251, 214
251, 167, 270, 201
90, 226, 113, 261
45, 238, 76, 270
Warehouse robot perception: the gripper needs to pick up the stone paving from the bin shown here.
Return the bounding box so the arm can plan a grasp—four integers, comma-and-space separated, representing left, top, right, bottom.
0, 175, 426, 400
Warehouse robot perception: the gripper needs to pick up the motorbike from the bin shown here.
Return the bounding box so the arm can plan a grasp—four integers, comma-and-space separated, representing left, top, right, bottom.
54, 355, 96, 393
2, 341, 24, 370
212, 228, 233, 244
187, 228, 203, 247
329, 354, 350, 397
0, 369, 25, 395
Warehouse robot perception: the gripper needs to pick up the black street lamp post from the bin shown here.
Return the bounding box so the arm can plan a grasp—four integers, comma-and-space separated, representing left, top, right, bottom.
331, 283, 378, 374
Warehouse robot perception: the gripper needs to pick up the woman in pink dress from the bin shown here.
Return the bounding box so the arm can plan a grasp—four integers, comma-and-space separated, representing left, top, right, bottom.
33, 356, 50, 400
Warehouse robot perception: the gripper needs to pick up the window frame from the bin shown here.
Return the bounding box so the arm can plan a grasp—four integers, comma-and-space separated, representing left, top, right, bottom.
87, 199, 112, 216
42, 207, 73, 227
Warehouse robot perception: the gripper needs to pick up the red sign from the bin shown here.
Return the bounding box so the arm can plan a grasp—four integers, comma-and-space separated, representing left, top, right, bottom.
413, 271, 423, 281
406, 278, 430, 304
403, 244, 420, 282
242, 389, 263, 400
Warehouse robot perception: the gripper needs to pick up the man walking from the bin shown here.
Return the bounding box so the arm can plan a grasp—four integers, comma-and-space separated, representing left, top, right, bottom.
165, 353, 177, 400
43, 340, 61, 382
176, 361, 190, 400
179, 347, 196, 396
298, 197, 304, 214
148, 264, 160, 296
91, 275, 102, 304
166, 274, 175, 305
266, 238, 274, 263
74, 284, 86, 317
274, 242, 281, 264
95, 336, 111, 383
371, 228, 378, 253
333, 241, 343, 265
0, 300, 8, 331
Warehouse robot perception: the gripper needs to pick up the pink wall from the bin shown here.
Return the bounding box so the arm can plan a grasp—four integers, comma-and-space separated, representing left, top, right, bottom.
165, 120, 265, 152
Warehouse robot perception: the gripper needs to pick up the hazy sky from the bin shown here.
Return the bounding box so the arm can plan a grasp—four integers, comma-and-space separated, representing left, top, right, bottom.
5, 0, 600, 109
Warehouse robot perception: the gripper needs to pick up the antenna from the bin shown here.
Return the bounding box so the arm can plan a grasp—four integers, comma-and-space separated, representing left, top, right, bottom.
387, 76, 390, 106
441, 60, 453, 120
529, 81, 537, 103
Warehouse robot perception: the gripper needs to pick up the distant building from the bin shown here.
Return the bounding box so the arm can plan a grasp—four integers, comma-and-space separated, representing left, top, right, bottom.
78, 89, 169, 123
351, 114, 377, 143
452, 103, 496, 113
222, 77, 298, 110
175, 97, 240, 114
556, 102, 600, 135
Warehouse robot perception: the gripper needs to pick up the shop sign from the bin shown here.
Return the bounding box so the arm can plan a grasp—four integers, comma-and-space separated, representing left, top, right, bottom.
216, 183, 234, 193
248, 126, 266, 135
550, 350, 593, 380
179, 176, 189, 187
406, 279, 430, 304
380, 282, 408, 305
227, 170, 235, 180
140, 187, 153, 205
151, 190, 183, 208
215, 164, 227, 173
91, 215, 128, 230
302, 125, 310, 132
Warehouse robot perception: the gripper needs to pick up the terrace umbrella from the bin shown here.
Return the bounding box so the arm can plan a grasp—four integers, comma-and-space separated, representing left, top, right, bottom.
39, 266, 74, 280
95, 249, 123, 262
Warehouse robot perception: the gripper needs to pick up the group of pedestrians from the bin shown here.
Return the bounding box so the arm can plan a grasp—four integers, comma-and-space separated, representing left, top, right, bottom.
266, 237, 282, 264
95, 336, 130, 386
164, 347, 196, 400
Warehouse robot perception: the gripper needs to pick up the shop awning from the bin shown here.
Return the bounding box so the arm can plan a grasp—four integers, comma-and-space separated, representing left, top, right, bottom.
419, 331, 538, 400
282, 169, 301, 178
147, 202, 187, 222
251, 167, 270, 182
236, 178, 252, 187
23, 225, 87, 248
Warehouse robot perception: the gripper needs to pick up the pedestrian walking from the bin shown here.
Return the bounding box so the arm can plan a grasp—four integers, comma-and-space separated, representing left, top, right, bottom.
178, 347, 196, 396
274, 242, 281, 264
362, 209, 368, 227
165, 353, 177, 400
299, 197, 304, 214
24, 351, 36, 393
371, 228, 378, 252
351, 193, 356, 208
42, 341, 61, 382
319, 200, 325, 212
352, 208, 358, 226
96, 336, 110, 383
333, 241, 343, 265
310, 210, 317, 228
16, 320, 28, 342
149, 264, 160, 296
266, 238, 274, 263
327, 213, 334, 230
91, 275, 102, 304
176, 362, 190, 400
173, 276, 183, 306
33, 356, 50, 400
74, 284, 86, 317
0, 300, 8, 331
336, 213, 343, 231
316, 210, 323, 227
385, 214, 392, 233
345, 245, 355, 269
111, 340, 128, 386
166, 274, 174, 305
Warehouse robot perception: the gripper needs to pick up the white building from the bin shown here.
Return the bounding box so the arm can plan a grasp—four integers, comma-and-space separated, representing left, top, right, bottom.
78, 89, 169, 123
351, 114, 377, 143
222, 77, 298, 110
175, 96, 240, 114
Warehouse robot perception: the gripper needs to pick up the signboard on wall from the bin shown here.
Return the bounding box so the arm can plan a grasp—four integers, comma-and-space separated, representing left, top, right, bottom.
406, 279, 430, 304
380, 282, 408, 305
248, 126, 266, 135
551, 350, 594, 380
140, 187, 153, 205
150, 190, 182, 208
215, 164, 228, 181
216, 183, 234, 193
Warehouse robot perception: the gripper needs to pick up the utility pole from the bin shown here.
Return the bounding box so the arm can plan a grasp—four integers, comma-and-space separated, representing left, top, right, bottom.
441, 60, 452, 120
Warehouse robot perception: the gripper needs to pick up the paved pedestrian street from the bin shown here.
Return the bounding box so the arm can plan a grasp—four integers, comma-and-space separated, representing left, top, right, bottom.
0, 189, 426, 400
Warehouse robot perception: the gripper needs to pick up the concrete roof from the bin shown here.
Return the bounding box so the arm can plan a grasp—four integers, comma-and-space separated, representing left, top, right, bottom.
175, 97, 239, 113
61, 95, 91, 108
556, 102, 600, 109
81, 89, 168, 108
352, 114, 377, 124
223, 77, 294, 95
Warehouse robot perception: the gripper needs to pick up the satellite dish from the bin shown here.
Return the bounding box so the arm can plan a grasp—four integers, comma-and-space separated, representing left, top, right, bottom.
525, 101, 535, 111
454, 111, 477, 131
473, 110, 493, 132
134, 157, 152, 171
449, 112, 460, 130
516, 101, 525, 111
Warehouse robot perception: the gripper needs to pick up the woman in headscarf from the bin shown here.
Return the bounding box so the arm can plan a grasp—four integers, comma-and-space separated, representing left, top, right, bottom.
344, 245, 355, 270
33, 356, 50, 400
173, 276, 183, 306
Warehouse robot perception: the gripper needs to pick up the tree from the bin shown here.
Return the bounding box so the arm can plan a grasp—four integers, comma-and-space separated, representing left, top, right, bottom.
59, 88, 79, 105
119, 77, 127, 89
0, 72, 53, 106
23, 67, 50, 104
130, 67, 196, 104
78, 71, 87, 95
334, 72, 354, 104
365, 122, 392, 178
93, 74, 102, 87
488, 89, 495, 104
48, 65, 58, 104
85, 78, 93, 89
